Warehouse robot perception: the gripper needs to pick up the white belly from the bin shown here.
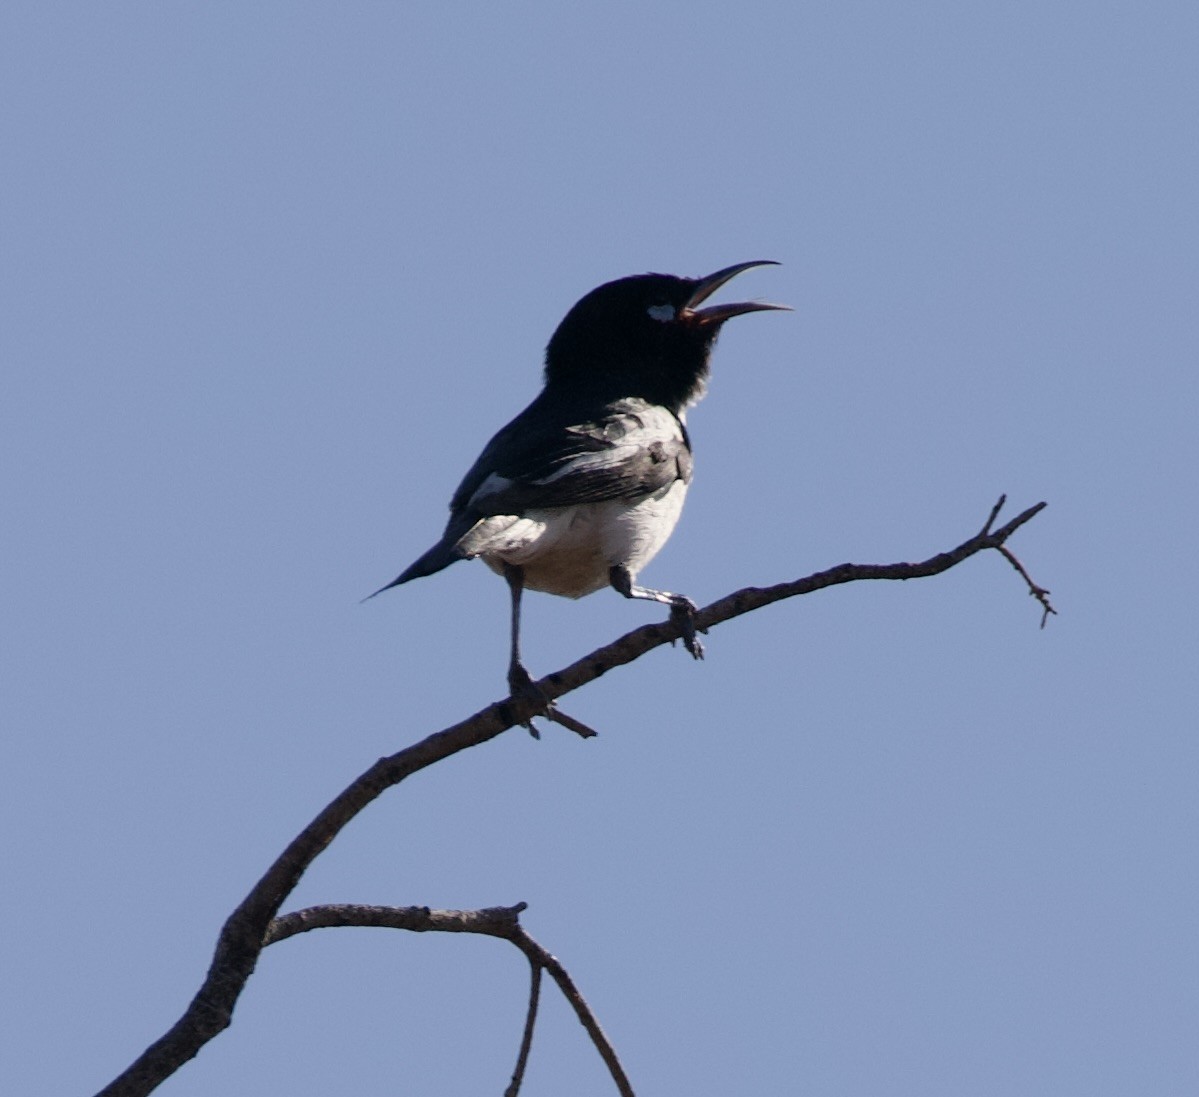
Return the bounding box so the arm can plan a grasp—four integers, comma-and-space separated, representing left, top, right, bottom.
467, 479, 690, 598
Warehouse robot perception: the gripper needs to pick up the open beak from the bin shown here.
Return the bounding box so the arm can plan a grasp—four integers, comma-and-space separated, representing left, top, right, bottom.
684, 260, 791, 325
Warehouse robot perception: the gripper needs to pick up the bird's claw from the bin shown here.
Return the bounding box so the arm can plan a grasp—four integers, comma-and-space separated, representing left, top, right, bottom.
507, 665, 599, 739
508, 664, 550, 738
669, 598, 706, 660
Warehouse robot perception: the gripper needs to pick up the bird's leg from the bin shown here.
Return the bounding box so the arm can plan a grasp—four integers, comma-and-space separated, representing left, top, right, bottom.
502, 563, 544, 736
501, 563, 599, 740
609, 564, 706, 660
503, 562, 531, 691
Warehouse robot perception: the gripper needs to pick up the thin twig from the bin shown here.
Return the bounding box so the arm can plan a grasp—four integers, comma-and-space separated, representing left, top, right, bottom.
542, 705, 600, 739
265, 903, 628, 1096
506, 927, 635, 1097
504, 958, 541, 1097
980, 493, 1007, 536
996, 544, 1057, 628
96, 496, 1049, 1097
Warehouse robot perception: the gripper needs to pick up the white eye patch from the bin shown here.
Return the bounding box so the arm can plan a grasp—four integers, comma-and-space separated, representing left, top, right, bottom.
647, 303, 675, 323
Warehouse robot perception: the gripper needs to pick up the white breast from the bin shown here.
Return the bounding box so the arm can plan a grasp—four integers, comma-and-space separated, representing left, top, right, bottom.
468, 478, 690, 599
597, 477, 688, 576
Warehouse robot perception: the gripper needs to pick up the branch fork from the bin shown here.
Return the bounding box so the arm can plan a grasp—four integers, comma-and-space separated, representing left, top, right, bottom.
96, 495, 1051, 1097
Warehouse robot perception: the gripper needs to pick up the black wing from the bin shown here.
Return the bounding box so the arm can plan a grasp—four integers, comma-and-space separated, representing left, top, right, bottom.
451, 395, 692, 518
368, 395, 692, 595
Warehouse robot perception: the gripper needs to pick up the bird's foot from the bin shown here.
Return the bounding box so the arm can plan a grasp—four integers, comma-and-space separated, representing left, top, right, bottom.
507, 664, 598, 739
508, 663, 549, 738
668, 597, 706, 660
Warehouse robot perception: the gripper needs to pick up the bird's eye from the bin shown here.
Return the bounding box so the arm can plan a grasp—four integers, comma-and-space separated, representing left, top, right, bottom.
647, 303, 675, 323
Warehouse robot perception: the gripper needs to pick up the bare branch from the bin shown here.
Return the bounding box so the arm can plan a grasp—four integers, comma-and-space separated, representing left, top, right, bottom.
540, 704, 601, 739
264, 903, 527, 944
95, 497, 1048, 1097
995, 544, 1057, 628
265, 903, 629, 1096
506, 926, 635, 1097
980, 492, 1007, 536
505, 958, 541, 1097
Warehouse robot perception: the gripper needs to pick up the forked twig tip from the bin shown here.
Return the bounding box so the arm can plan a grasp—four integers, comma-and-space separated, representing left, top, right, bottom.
981, 494, 1008, 536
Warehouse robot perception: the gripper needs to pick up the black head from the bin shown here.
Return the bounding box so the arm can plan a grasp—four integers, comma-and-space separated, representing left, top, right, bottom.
543, 261, 788, 413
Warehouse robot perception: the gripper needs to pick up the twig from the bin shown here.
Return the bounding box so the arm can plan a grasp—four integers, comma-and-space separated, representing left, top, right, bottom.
265, 903, 630, 1097
264, 902, 527, 944
980, 493, 1007, 536
541, 705, 600, 739
996, 544, 1057, 628
95, 496, 1049, 1097
505, 959, 541, 1097
506, 926, 635, 1097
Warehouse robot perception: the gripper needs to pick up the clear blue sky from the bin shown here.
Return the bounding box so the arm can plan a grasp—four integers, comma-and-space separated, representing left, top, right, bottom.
3, 3, 1196, 1094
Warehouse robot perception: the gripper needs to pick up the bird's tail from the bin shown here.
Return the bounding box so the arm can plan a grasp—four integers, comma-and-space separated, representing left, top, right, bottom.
363, 523, 473, 601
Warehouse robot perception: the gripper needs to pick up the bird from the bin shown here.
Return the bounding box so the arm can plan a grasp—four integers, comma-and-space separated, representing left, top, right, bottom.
369, 260, 788, 727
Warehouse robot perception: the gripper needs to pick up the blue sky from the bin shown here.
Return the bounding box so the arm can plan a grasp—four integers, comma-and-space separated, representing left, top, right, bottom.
3, 3, 1196, 1094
